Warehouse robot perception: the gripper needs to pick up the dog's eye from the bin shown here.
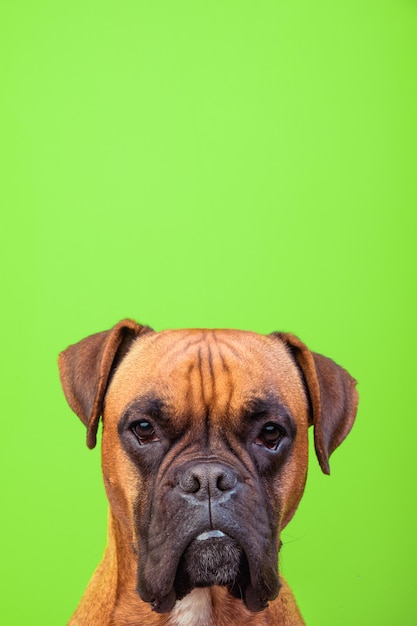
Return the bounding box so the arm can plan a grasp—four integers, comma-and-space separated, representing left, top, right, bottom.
255, 423, 285, 450
131, 420, 159, 445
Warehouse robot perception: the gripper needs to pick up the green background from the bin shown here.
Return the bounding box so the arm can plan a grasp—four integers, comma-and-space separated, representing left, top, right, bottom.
1, 0, 416, 624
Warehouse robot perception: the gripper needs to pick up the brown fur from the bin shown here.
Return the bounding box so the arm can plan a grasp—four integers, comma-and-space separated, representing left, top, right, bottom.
59, 321, 358, 625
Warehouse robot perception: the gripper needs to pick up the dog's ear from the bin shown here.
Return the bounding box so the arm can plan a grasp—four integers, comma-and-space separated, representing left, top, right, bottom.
272, 332, 358, 474
58, 319, 153, 449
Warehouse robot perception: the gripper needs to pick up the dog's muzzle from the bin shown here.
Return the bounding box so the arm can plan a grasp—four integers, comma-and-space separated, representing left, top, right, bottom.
137, 459, 281, 614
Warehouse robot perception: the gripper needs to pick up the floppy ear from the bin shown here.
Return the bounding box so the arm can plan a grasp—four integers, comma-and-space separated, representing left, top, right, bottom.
273, 332, 358, 475
58, 319, 153, 449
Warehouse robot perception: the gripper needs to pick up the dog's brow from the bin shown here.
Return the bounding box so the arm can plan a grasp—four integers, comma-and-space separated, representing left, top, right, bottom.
241, 395, 279, 418
121, 396, 168, 423
240, 395, 296, 431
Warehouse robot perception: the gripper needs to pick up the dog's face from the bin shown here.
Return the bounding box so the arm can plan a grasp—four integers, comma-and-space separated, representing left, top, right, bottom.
59, 320, 358, 615
103, 329, 309, 612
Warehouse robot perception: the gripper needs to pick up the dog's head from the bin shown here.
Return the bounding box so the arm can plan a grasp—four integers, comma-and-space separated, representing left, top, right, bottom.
59, 320, 358, 613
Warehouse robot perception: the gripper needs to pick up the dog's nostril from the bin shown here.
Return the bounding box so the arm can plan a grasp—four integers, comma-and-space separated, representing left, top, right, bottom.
217, 470, 237, 492
179, 473, 201, 493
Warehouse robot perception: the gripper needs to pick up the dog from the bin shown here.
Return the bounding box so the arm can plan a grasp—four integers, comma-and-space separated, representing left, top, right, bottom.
59, 319, 358, 625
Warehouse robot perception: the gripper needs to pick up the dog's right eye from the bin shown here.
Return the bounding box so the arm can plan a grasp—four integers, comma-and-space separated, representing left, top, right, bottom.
131, 420, 159, 445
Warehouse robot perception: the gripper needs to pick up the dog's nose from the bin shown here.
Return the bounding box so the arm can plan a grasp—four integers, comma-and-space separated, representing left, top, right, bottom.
179, 462, 238, 498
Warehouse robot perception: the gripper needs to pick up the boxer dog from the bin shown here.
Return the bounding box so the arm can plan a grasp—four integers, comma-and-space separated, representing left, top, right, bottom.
59, 320, 358, 625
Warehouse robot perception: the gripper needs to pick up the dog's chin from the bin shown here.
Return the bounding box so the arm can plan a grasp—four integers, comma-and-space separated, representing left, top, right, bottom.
175, 531, 243, 591
147, 530, 279, 615
171, 531, 270, 613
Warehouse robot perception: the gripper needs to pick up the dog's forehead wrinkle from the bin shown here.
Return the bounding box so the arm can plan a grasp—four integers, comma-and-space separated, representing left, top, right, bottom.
118, 329, 297, 421
155, 334, 208, 365
152, 328, 263, 368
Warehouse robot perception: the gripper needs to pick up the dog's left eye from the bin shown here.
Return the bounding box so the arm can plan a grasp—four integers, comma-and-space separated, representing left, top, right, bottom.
255, 423, 285, 450
131, 420, 159, 445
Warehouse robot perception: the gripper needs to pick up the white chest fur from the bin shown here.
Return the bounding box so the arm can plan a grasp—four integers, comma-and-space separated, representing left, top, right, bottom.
171, 588, 213, 626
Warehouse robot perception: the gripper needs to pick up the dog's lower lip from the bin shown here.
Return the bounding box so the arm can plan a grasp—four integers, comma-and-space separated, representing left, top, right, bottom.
195, 530, 226, 541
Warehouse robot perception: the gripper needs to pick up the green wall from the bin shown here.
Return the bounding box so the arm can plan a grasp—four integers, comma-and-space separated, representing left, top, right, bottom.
1, 1, 416, 624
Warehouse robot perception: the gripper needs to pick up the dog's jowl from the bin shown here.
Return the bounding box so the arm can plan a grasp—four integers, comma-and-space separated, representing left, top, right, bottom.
59, 319, 358, 626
